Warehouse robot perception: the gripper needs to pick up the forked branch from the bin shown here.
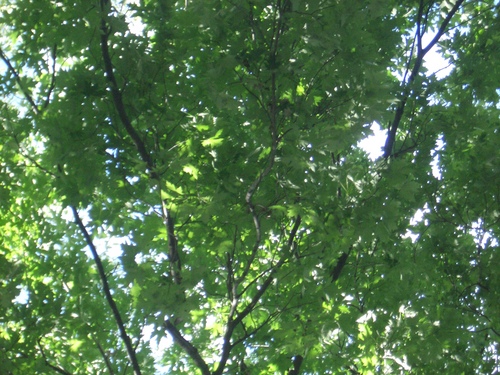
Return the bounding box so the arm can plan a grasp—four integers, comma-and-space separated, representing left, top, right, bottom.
383, 0, 465, 158
214, 215, 302, 375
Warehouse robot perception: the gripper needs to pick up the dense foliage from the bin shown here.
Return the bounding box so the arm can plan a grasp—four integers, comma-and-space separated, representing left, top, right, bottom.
0, 0, 499, 374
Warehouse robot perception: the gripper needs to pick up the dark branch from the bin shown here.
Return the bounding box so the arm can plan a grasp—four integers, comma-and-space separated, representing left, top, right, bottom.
0, 47, 40, 115
231, 310, 280, 347
93, 336, 116, 375
99, 1, 154, 171
99, 0, 181, 284
383, 0, 465, 158
162, 199, 181, 284
71, 206, 143, 375
43, 44, 58, 109
330, 252, 348, 283
287, 355, 304, 375
287, 215, 302, 249
37, 340, 74, 375
164, 320, 211, 375
422, 0, 466, 55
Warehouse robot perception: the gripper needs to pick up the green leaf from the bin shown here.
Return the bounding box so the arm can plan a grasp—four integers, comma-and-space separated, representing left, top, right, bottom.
1, 1, 498, 374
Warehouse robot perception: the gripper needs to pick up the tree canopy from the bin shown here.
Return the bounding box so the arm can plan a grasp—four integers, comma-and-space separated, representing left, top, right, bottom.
0, 0, 499, 374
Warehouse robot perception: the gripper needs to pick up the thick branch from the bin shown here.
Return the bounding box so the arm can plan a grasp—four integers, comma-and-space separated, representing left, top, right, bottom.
422, 0, 466, 55
164, 320, 211, 375
71, 206, 143, 375
383, 0, 465, 158
330, 252, 349, 282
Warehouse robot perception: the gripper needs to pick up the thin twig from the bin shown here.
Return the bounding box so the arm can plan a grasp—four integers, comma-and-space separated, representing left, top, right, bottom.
93, 336, 116, 375
37, 340, 74, 375
214, 215, 301, 375
43, 44, 58, 109
0, 47, 40, 115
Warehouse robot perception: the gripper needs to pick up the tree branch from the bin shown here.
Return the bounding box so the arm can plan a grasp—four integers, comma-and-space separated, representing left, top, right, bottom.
240, 140, 278, 284
215, 216, 301, 375
37, 340, 74, 375
0, 47, 40, 115
71, 206, 143, 375
287, 355, 304, 375
161, 198, 182, 284
99, 0, 181, 284
330, 252, 349, 283
422, 0, 466, 56
43, 44, 58, 109
93, 336, 116, 375
383, 0, 465, 158
163, 319, 211, 375
98, 0, 154, 171
239, 0, 285, 285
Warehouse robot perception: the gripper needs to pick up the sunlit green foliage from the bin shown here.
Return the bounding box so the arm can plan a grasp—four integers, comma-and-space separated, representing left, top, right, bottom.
0, 1, 499, 374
